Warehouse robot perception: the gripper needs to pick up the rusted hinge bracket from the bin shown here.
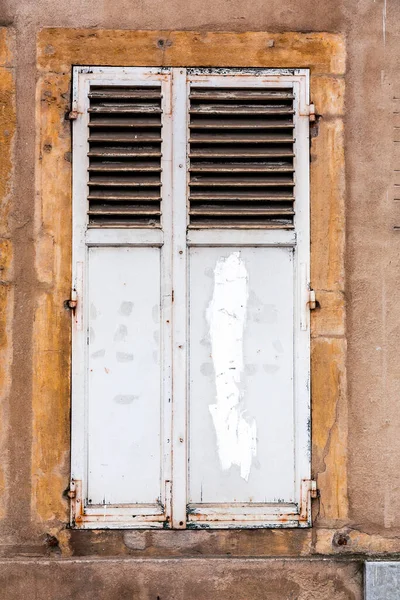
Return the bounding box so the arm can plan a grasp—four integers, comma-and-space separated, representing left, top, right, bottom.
300, 103, 317, 121
299, 479, 318, 522
69, 479, 83, 526
65, 289, 77, 310
308, 289, 317, 310
67, 110, 80, 120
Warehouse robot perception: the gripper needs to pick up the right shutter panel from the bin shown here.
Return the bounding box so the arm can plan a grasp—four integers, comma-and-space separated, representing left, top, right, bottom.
186, 71, 310, 528
188, 86, 295, 229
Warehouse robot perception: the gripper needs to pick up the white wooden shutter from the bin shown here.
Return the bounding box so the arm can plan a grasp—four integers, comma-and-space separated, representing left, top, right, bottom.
71, 68, 173, 528
184, 70, 311, 528
71, 67, 311, 529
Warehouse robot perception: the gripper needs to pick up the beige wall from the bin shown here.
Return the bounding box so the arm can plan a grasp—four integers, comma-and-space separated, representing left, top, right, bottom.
0, 0, 399, 589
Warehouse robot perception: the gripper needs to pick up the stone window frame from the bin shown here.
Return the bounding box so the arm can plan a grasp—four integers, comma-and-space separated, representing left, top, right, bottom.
32, 29, 346, 547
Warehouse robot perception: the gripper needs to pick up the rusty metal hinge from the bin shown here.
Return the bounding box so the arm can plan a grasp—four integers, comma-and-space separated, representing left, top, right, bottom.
308, 289, 317, 310
69, 480, 83, 526
300, 103, 317, 121
67, 110, 79, 120
66, 289, 77, 310
299, 479, 318, 522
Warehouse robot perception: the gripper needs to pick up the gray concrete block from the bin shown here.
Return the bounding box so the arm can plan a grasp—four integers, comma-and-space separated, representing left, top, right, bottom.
0, 557, 363, 600
365, 562, 400, 599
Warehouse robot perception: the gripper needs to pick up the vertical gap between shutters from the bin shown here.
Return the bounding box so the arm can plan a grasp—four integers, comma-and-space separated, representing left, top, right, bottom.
87, 85, 163, 228
188, 86, 295, 229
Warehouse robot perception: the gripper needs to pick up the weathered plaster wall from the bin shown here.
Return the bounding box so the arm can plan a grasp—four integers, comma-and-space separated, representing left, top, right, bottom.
0, 0, 399, 595
0, 27, 15, 544
0, 558, 363, 599
33, 28, 347, 548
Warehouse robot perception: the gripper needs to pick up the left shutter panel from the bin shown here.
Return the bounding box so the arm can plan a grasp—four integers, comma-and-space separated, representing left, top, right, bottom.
87, 84, 163, 227
71, 68, 173, 529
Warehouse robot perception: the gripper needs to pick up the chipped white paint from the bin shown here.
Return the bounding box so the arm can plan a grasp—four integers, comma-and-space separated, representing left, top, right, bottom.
189, 246, 296, 506
71, 67, 311, 529
71, 67, 173, 528
207, 252, 256, 481
187, 71, 310, 525
87, 246, 161, 505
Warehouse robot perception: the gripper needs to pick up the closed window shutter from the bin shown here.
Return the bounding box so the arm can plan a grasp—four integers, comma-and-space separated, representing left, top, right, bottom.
71, 67, 311, 530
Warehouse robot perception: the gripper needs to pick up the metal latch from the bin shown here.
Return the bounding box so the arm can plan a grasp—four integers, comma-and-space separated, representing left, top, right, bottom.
308, 289, 317, 310
67, 110, 79, 120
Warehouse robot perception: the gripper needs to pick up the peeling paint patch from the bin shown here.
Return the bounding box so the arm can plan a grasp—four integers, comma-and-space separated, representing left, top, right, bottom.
207, 252, 256, 481
90, 303, 97, 320
114, 324, 128, 342
119, 301, 133, 316
114, 394, 137, 405
116, 351, 133, 362
263, 363, 280, 374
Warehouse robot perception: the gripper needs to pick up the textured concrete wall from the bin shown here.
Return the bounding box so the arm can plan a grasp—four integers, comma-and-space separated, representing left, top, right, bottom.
0, 0, 399, 596
0, 558, 363, 599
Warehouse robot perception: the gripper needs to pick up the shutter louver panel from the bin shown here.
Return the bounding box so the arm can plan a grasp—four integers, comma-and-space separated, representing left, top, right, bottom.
88, 85, 163, 228
188, 87, 295, 229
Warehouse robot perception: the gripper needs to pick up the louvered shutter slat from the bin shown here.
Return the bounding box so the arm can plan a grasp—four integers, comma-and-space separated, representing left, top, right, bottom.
190, 106, 294, 115
89, 89, 161, 99
88, 149, 161, 158
190, 133, 293, 143
88, 85, 163, 228
189, 90, 294, 100
190, 163, 294, 172
189, 119, 294, 129
190, 148, 294, 158
188, 86, 295, 228
89, 133, 162, 142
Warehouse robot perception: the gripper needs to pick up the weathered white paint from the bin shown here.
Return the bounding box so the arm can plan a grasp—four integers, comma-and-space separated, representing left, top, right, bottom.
87, 246, 161, 505
71, 67, 173, 528
207, 252, 256, 481
71, 67, 311, 528
170, 67, 189, 528
189, 246, 295, 506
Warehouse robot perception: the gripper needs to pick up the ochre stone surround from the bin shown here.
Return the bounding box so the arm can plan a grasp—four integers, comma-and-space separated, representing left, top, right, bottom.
32, 28, 348, 555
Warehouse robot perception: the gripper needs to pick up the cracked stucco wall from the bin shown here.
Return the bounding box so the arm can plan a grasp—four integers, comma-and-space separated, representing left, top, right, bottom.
0, 0, 398, 595
31, 29, 348, 556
